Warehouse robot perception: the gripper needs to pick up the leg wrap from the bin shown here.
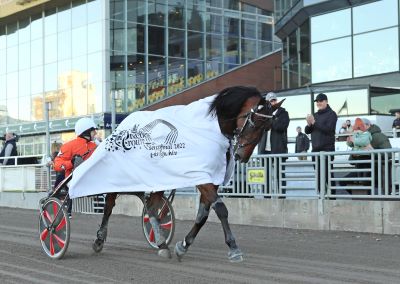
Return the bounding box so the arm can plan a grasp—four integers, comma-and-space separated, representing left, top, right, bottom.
212, 198, 228, 219
195, 203, 210, 226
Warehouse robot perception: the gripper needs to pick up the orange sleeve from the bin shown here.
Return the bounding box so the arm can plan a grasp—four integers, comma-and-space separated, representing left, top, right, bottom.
53, 143, 73, 173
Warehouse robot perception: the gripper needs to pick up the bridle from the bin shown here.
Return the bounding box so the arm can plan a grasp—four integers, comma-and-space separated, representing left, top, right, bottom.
232, 103, 273, 150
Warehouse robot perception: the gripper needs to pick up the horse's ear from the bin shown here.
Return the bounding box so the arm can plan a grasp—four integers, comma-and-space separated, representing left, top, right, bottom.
272, 98, 285, 111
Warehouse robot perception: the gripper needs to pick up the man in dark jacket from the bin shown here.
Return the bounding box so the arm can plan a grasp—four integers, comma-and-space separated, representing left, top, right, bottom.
363, 118, 391, 149
258, 92, 290, 194
295, 126, 310, 160
0, 132, 18, 165
305, 93, 337, 195
392, 111, 400, 138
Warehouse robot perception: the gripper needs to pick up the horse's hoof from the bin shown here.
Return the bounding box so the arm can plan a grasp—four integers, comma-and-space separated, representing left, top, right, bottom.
158, 248, 172, 259
228, 248, 244, 263
92, 239, 104, 253
174, 241, 187, 262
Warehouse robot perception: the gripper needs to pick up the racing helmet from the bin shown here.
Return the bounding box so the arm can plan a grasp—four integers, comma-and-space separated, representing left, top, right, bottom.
75, 117, 97, 136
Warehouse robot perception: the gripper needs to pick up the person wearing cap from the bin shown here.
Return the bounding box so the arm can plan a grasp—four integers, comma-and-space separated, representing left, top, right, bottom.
0, 132, 18, 165
53, 117, 99, 217
258, 91, 290, 193
363, 118, 391, 149
392, 111, 400, 138
305, 93, 337, 194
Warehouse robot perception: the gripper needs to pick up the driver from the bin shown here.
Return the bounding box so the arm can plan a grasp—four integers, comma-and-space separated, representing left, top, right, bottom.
53, 117, 99, 218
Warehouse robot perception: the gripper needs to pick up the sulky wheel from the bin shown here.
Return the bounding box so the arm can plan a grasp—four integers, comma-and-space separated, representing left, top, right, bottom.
39, 197, 70, 259
142, 196, 175, 249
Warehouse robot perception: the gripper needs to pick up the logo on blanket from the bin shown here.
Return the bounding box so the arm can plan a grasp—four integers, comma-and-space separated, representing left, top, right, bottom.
105, 119, 186, 158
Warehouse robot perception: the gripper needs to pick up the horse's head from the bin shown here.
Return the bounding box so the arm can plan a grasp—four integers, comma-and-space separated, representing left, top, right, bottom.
209, 86, 284, 163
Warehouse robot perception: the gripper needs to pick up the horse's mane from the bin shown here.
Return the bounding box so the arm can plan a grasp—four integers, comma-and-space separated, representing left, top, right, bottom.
208, 86, 262, 121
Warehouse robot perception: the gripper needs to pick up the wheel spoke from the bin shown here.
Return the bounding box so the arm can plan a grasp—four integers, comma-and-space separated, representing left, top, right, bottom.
56, 217, 66, 232
53, 234, 65, 248
43, 210, 53, 223
40, 228, 49, 241
49, 234, 55, 256
149, 228, 155, 243
160, 221, 172, 230
52, 202, 58, 220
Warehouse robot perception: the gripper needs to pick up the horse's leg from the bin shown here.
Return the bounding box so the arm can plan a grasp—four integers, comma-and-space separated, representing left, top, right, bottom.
146, 191, 171, 259
92, 193, 117, 253
212, 197, 243, 262
175, 184, 214, 261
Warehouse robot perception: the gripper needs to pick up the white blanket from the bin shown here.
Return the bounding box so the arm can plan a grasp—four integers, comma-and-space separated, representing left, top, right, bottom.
69, 95, 232, 198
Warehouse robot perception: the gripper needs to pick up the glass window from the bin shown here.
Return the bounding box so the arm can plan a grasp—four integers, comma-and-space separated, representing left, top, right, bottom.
148, 56, 166, 103
127, 54, 145, 110
19, 69, 30, 96
111, 0, 125, 21
188, 31, 204, 59
148, 26, 165, 55
168, 57, 185, 95
311, 9, 351, 43
224, 37, 239, 65
72, 26, 87, 57
169, 28, 185, 58
18, 18, 30, 44
148, 2, 166, 26
0, 75, 5, 100
45, 63, 57, 92
31, 66, 43, 94
19, 96, 31, 121
6, 47, 18, 73
88, 22, 103, 54
354, 27, 399, 77
353, 0, 398, 34
371, 91, 400, 115
224, 0, 239, 10
7, 72, 18, 98
326, 89, 368, 115
206, 0, 222, 8
0, 49, 5, 74
258, 40, 272, 56
206, 34, 222, 60
241, 39, 256, 63
110, 20, 126, 52
0, 25, 6, 49
31, 39, 43, 67
58, 30, 72, 60
31, 13, 43, 41
127, 0, 146, 23
72, 56, 88, 115
187, 4, 204, 31
58, 59, 72, 88
279, 94, 311, 119
6, 22, 18, 47
258, 23, 272, 41
206, 60, 222, 79
58, 4, 72, 32
224, 17, 239, 36
242, 20, 256, 39
72, 0, 87, 29
187, 59, 204, 87
45, 8, 57, 36
19, 42, 30, 70
88, 0, 103, 23
311, 37, 352, 83
88, 52, 103, 86
206, 14, 222, 34
127, 22, 145, 54
168, 0, 185, 29
45, 34, 57, 64
7, 98, 18, 121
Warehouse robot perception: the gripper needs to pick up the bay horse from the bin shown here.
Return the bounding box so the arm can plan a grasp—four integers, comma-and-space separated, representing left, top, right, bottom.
91, 86, 281, 262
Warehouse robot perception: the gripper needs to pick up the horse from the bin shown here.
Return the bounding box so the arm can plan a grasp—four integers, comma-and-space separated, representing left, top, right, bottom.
90, 86, 281, 262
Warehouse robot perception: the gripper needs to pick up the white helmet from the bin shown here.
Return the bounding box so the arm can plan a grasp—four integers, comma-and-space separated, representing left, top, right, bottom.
75, 117, 97, 136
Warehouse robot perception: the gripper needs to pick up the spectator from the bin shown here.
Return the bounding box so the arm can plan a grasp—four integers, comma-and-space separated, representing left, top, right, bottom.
363, 118, 391, 149
53, 117, 98, 217
347, 118, 372, 152
305, 93, 337, 195
0, 132, 18, 166
258, 92, 290, 193
295, 126, 310, 160
392, 111, 400, 138
337, 120, 353, 141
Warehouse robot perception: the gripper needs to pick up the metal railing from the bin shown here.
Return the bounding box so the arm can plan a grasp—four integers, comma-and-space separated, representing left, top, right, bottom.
219, 149, 400, 200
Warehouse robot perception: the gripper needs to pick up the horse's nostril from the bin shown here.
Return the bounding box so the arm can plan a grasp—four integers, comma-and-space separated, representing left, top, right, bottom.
234, 154, 241, 161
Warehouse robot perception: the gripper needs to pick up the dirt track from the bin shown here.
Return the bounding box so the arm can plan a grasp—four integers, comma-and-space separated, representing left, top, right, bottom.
1, 206, 400, 283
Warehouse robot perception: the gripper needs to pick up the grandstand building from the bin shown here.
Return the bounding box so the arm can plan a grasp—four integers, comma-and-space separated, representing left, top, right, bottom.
0, 0, 281, 154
